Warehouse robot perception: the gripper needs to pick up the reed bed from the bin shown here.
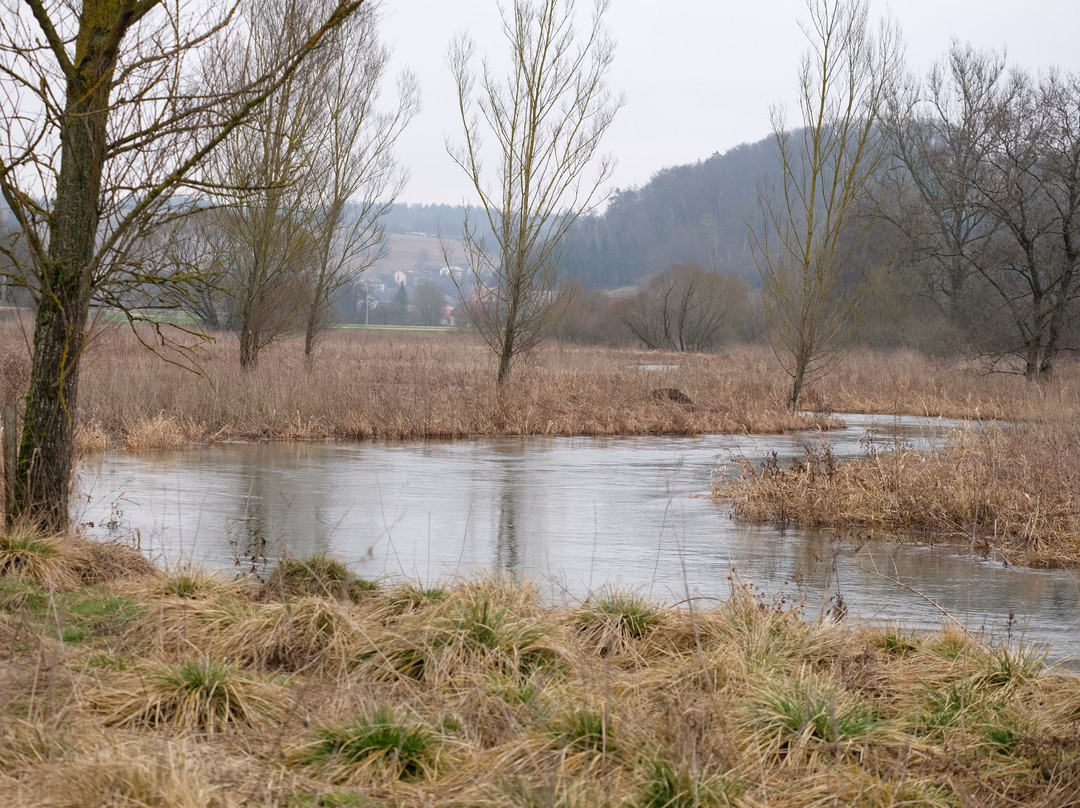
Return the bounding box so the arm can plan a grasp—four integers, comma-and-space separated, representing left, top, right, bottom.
25, 324, 831, 447
5, 321, 1059, 452
2, 542, 1078, 807
717, 409, 1080, 567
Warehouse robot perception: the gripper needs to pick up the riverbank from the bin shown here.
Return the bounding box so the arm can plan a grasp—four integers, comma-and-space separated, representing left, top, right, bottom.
2, 541, 1078, 807
1, 323, 1062, 452
5, 322, 1079, 564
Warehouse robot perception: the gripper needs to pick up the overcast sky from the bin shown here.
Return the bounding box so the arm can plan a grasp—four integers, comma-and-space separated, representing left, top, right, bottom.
380, 0, 1080, 206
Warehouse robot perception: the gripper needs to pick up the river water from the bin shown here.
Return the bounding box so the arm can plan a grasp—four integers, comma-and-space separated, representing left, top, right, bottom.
76, 414, 1079, 659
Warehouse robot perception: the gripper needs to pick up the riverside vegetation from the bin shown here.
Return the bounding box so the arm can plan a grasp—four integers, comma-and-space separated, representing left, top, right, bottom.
2, 539, 1079, 807
0, 322, 1055, 448
2, 321, 1079, 567
1, 324, 1079, 804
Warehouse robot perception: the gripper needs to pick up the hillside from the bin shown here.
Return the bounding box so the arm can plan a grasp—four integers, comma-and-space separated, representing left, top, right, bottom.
370, 232, 456, 277
376, 133, 782, 292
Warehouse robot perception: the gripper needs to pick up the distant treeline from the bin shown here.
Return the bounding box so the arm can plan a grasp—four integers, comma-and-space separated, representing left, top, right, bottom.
379, 203, 470, 240
383, 135, 783, 291
561, 137, 782, 289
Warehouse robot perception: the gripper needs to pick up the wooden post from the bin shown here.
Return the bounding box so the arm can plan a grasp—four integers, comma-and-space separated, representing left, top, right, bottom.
2, 402, 16, 529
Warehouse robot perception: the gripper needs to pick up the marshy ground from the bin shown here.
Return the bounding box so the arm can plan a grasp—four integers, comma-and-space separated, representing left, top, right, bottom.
1, 541, 1078, 807
34, 323, 1080, 569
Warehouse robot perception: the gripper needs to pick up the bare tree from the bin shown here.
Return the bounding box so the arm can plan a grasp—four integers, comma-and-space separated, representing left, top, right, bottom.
0, 0, 363, 529
412, 279, 448, 326
170, 0, 414, 368
750, 0, 901, 410
447, 0, 622, 386
623, 263, 747, 352
881, 44, 1011, 325
300, 14, 418, 357
885, 46, 1080, 378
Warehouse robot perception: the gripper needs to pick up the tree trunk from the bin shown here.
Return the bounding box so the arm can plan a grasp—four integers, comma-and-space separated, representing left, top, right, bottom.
304, 309, 318, 359
15, 300, 90, 530
239, 322, 260, 369
788, 362, 806, 412
12, 1, 119, 530
496, 334, 515, 387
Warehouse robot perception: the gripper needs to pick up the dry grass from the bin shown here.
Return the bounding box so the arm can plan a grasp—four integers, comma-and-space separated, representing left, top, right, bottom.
718, 409, 1080, 567
4, 324, 1076, 450
0, 529, 155, 590
2, 562, 1078, 807
2, 323, 859, 447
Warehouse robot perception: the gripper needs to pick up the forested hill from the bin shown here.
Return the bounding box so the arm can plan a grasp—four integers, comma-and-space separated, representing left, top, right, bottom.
561, 134, 780, 288
381, 132, 780, 290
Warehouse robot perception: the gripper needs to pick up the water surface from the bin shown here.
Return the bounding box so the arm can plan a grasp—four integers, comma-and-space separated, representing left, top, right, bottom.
77, 414, 1079, 658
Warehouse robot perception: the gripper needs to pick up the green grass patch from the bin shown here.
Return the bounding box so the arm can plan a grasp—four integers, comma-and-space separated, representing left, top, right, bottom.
293, 707, 440, 783
53, 588, 145, 644
105, 657, 284, 732
752, 679, 878, 754
635, 759, 742, 808
549, 708, 612, 755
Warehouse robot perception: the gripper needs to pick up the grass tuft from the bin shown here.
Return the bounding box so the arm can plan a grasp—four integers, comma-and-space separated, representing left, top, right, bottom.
575, 587, 662, 657
749, 677, 879, 757
549, 708, 612, 756
292, 707, 441, 784
635, 758, 740, 808
0, 529, 71, 587
103, 656, 284, 732
263, 555, 378, 602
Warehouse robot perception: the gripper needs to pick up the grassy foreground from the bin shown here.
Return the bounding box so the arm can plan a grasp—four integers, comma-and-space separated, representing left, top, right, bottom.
3, 537, 1079, 807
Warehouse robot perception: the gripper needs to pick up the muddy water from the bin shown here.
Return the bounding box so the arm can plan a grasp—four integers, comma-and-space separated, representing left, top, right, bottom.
77, 415, 1079, 659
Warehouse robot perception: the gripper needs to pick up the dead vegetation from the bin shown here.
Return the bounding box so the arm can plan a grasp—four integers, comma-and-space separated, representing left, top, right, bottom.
716, 409, 1080, 567
1, 541, 1078, 807
2, 324, 997, 452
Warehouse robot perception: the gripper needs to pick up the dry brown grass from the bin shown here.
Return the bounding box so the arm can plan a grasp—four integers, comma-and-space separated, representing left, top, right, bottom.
797, 346, 1071, 420
2, 567, 1078, 807
2, 322, 855, 447
4, 323, 1076, 450
718, 410, 1080, 567
0, 529, 155, 590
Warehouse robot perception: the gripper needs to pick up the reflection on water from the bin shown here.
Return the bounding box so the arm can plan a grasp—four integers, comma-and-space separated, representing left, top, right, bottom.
77, 414, 1079, 659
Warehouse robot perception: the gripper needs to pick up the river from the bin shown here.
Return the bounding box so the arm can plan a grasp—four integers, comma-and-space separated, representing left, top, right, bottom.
77, 414, 1079, 659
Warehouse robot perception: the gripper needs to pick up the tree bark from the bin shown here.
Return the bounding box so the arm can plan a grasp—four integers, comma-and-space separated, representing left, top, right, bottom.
13, 0, 121, 530
239, 319, 261, 369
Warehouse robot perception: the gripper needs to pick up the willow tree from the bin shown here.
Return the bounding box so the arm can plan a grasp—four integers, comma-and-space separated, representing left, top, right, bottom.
750, 0, 901, 410
447, 0, 622, 387
188, 0, 416, 367
0, 0, 363, 530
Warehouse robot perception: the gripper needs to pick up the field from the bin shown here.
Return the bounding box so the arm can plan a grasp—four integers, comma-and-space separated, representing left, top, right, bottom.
365, 233, 466, 278
1, 321, 1061, 448
1, 541, 1078, 807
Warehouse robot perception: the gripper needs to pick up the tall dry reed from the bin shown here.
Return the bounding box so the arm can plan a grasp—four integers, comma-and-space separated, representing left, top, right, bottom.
3, 322, 841, 449
718, 409, 1080, 567
5, 320, 1070, 452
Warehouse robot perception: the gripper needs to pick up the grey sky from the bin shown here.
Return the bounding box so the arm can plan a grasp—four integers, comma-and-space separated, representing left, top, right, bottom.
381, 0, 1080, 205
